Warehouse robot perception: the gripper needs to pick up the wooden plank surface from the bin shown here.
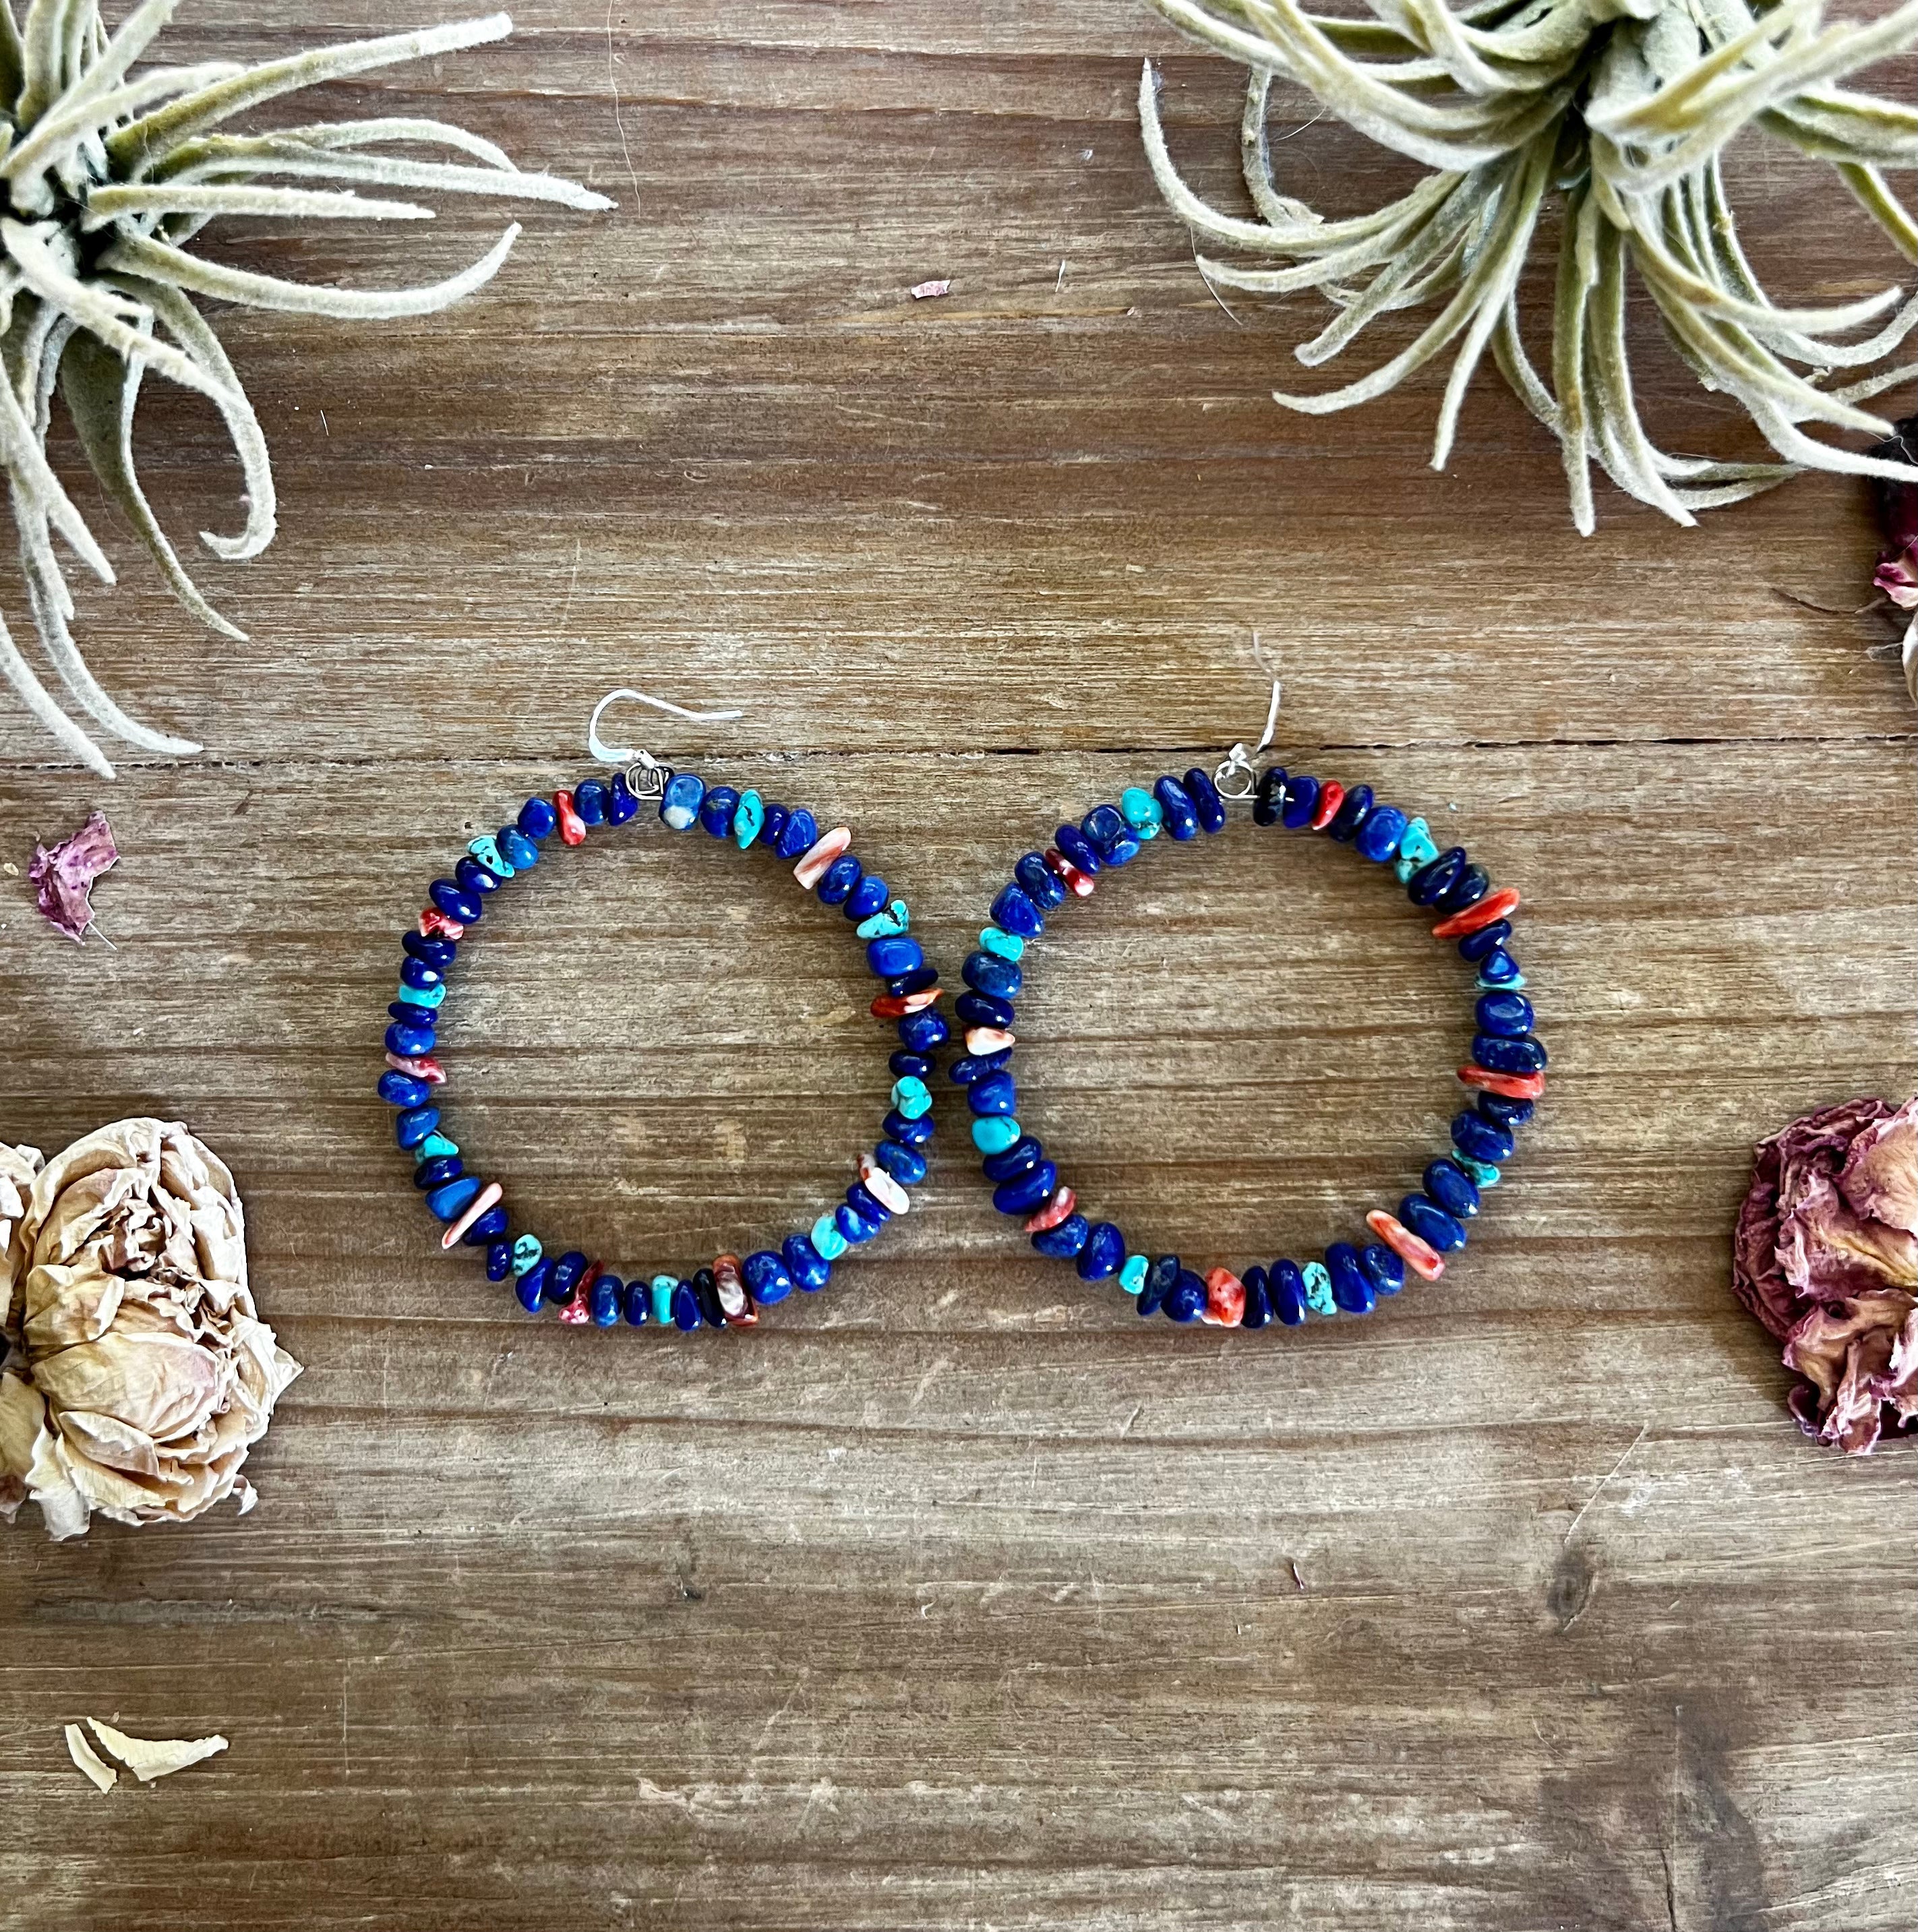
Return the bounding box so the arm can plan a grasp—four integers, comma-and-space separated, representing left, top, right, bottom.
0, 5, 1913, 1929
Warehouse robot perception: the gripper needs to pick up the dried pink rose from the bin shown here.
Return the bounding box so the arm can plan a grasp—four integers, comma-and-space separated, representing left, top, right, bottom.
1733, 1096, 1918, 1454
27, 810, 117, 943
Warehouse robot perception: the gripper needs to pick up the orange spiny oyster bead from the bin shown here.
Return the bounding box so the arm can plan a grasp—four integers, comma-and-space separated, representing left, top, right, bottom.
871, 988, 942, 1019
386, 1050, 446, 1085
713, 1252, 757, 1327
793, 826, 853, 890
1201, 1267, 1246, 1327
553, 789, 587, 846
1432, 888, 1521, 940
965, 1026, 1015, 1054
1366, 1209, 1444, 1281
556, 1288, 592, 1325
419, 907, 464, 941
1045, 848, 1096, 898
1023, 1186, 1077, 1234
1310, 780, 1345, 831
1458, 1064, 1545, 1100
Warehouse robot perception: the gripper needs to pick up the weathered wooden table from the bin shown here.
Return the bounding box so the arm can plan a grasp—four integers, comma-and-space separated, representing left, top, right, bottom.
1, 5, 1913, 1928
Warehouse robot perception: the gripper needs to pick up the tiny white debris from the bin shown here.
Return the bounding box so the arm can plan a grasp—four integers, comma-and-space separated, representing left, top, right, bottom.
65, 1724, 117, 1792
909, 278, 951, 299
86, 1718, 229, 1782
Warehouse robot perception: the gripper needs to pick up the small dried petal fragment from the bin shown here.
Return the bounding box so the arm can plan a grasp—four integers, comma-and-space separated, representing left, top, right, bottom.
65, 1723, 117, 1792
909, 278, 952, 299
28, 811, 117, 942
86, 1718, 227, 1782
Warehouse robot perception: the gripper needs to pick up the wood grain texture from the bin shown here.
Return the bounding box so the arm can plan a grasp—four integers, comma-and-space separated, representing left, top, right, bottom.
0, 5, 1913, 1930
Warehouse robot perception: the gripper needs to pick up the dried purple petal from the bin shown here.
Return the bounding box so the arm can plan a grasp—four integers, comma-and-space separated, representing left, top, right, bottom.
1734, 1096, 1918, 1454
26, 810, 117, 943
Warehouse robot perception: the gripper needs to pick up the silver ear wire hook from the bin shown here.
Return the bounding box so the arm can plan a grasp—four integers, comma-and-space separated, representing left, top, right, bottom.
1213, 634, 1282, 802
587, 686, 744, 798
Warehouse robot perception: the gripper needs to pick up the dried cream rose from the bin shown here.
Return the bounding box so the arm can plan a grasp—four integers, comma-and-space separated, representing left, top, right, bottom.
0, 1140, 42, 1331
0, 1120, 299, 1540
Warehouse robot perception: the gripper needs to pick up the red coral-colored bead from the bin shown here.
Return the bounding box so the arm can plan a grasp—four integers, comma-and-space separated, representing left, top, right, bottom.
1367, 1209, 1445, 1281
440, 1180, 502, 1250
553, 789, 587, 846
386, 1050, 446, 1085
870, 988, 942, 1019
1023, 1186, 1077, 1234
1311, 781, 1345, 831
1045, 847, 1096, 898
556, 1289, 591, 1325
1201, 1267, 1246, 1327
1432, 887, 1521, 940
419, 907, 464, 941
1459, 1064, 1546, 1099
713, 1252, 757, 1326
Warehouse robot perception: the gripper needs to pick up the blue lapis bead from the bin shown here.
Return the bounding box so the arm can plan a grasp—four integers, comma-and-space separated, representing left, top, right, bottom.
516, 1259, 549, 1312
426, 1174, 482, 1221
1356, 804, 1408, 862
1360, 1243, 1406, 1296
413, 1155, 463, 1192
1253, 766, 1288, 827
1138, 1254, 1179, 1317
624, 1279, 652, 1325
873, 1139, 928, 1186
981, 1135, 1044, 1182
1400, 1195, 1467, 1252
887, 965, 939, 998
518, 795, 558, 841
672, 1281, 703, 1330
386, 1021, 436, 1060
949, 1050, 1013, 1086
847, 1182, 893, 1228
498, 826, 539, 872
573, 780, 609, 826
1435, 864, 1491, 916
429, 880, 482, 926
898, 1010, 950, 1054
1327, 1242, 1375, 1313
963, 951, 1021, 1001
1453, 1109, 1514, 1165
1077, 1221, 1126, 1280
1054, 824, 1104, 876
1458, 919, 1511, 963
1016, 851, 1069, 910
1476, 1092, 1534, 1129
1241, 1266, 1273, 1328
487, 1240, 513, 1283
868, 936, 924, 979
955, 991, 1013, 1033
759, 802, 790, 849
994, 1161, 1057, 1216
782, 1234, 831, 1291
546, 1251, 587, 1302
990, 883, 1044, 938
744, 1251, 796, 1305
775, 807, 818, 860
891, 1052, 933, 1081
400, 957, 443, 992
388, 998, 437, 1027
395, 1105, 440, 1149
1153, 775, 1200, 841
698, 785, 739, 838
847, 874, 890, 922
1408, 847, 1467, 906
379, 1070, 431, 1109
1424, 1158, 1480, 1219
1474, 1032, 1547, 1075
659, 771, 705, 832
1476, 991, 1534, 1038
590, 1272, 623, 1326
404, 932, 456, 971
1327, 783, 1373, 843
885, 1107, 937, 1149
1182, 768, 1228, 833
1083, 804, 1140, 866
1270, 1260, 1308, 1325
688, 1271, 723, 1328
605, 773, 641, 826
968, 1070, 1017, 1116
1280, 775, 1321, 830
1032, 1213, 1089, 1259
1164, 1269, 1206, 1321
836, 1200, 880, 1244
1475, 948, 1524, 988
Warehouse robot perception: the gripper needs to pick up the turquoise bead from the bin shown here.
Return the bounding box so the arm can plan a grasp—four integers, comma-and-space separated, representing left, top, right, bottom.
733, 790, 766, 849
810, 1214, 849, 1261
1476, 969, 1526, 990
1119, 1254, 1148, 1296
396, 981, 444, 1009
1301, 1261, 1337, 1316
1120, 787, 1164, 837
467, 833, 513, 880
649, 1273, 677, 1325
1393, 817, 1439, 883
1456, 1154, 1501, 1186
856, 900, 910, 940
979, 926, 1025, 963
511, 1234, 543, 1277
891, 1075, 932, 1120
414, 1131, 458, 1163
972, 1115, 1021, 1155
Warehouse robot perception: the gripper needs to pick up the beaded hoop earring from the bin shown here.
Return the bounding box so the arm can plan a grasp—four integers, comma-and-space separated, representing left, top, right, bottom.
377, 692, 950, 1332
958, 733, 1544, 1330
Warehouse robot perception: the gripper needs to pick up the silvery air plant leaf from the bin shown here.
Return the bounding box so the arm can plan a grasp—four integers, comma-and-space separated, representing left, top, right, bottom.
1139, 0, 1918, 531
0, 3, 611, 777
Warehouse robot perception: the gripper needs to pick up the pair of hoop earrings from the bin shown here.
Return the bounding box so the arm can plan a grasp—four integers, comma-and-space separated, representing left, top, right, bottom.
377, 692, 1545, 1335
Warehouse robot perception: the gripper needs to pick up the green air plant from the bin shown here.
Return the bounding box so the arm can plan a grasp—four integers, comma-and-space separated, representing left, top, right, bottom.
0, 3, 610, 777
1139, 0, 1918, 531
